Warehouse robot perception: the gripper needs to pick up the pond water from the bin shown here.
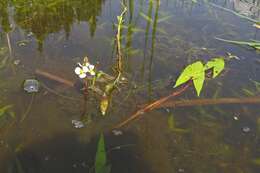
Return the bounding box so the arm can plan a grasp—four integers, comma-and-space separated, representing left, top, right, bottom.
0, 0, 260, 172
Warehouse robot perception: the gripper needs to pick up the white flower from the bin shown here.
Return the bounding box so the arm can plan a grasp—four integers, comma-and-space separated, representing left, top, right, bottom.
74, 63, 95, 79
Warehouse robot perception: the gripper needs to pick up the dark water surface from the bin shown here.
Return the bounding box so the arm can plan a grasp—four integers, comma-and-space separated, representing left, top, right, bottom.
0, 0, 260, 172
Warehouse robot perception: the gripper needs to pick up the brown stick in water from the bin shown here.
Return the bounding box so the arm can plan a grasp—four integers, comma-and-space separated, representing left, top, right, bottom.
35, 69, 74, 87
157, 97, 260, 108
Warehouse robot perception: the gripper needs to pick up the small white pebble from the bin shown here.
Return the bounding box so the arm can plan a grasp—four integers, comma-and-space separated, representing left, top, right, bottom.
112, 130, 123, 136
13, 59, 20, 65
233, 116, 239, 120
242, 127, 250, 133
71, 120, 85, 129
178, 168, 185, 172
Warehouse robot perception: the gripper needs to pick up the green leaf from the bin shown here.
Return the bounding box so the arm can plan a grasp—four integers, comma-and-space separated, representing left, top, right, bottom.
174, 61, 204, 88
193, 70, 205, 96
204, 58, 225, 78
95, 134, 110, 173
0, 105, 12, 118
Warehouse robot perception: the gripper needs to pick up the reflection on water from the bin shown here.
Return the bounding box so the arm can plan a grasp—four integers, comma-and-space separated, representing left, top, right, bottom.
230, 0, 260, 19
0, 0, 260, 172
1, 0, 104, 51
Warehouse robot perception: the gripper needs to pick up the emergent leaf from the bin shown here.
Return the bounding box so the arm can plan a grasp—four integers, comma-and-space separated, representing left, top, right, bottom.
95, 134, 110, 173
204, 58, 225, 78
174, 61, 204, 88
193, 70, 205, 96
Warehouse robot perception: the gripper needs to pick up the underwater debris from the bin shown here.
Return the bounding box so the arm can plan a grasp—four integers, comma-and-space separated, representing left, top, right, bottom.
112, 129, 123, 136
17, 40, 29, 47
242, 126, 251, 133
23, 79, 40, 93
71, 119, 85, 129
13, 59, 20, 66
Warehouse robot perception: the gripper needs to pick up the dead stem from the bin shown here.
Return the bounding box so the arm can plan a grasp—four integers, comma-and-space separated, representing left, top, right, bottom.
114, 6, 127, 85
6, 33, 12, 58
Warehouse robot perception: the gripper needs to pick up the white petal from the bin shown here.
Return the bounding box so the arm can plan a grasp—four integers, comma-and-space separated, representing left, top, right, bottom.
75, 67, 81, 75
79, 73, 87, 78
78, 63, 83, 67
88, 64, 95, 70
82, 66, 89, 72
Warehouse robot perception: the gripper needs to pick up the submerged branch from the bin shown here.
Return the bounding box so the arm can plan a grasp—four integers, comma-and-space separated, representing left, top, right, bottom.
116, 6, 127, 73
36, 69, 74, 87
6, 33, 13, 58
114, 81, 192, 128
114, 6, 127, 85
157, 97, 260, 108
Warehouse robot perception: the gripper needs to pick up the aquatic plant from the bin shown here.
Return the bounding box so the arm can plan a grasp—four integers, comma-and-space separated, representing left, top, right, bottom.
215, 37, 260, 50
74, 58, 96, 78
0, 104, 15, 127
174, 58, 225, 96
115, 57, 226, 128
0, 105, 14, 119
95, 133, 111, 173
0, 46, 9, 69
74, 55, 127, 116
99, 5, 127, 116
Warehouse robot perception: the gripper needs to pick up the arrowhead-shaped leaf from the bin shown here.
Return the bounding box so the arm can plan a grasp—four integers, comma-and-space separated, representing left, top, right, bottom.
204, 58, 225, 78
193, 70, 205, 96
174, 61, 204, 87
174, 61, 205, 96
95, 134, 110, 173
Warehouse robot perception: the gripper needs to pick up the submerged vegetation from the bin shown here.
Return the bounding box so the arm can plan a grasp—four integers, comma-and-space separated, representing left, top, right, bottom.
215, 37, 260, 50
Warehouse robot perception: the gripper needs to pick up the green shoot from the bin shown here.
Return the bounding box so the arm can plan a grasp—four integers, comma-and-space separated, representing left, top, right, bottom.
95, 133, 111, 173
